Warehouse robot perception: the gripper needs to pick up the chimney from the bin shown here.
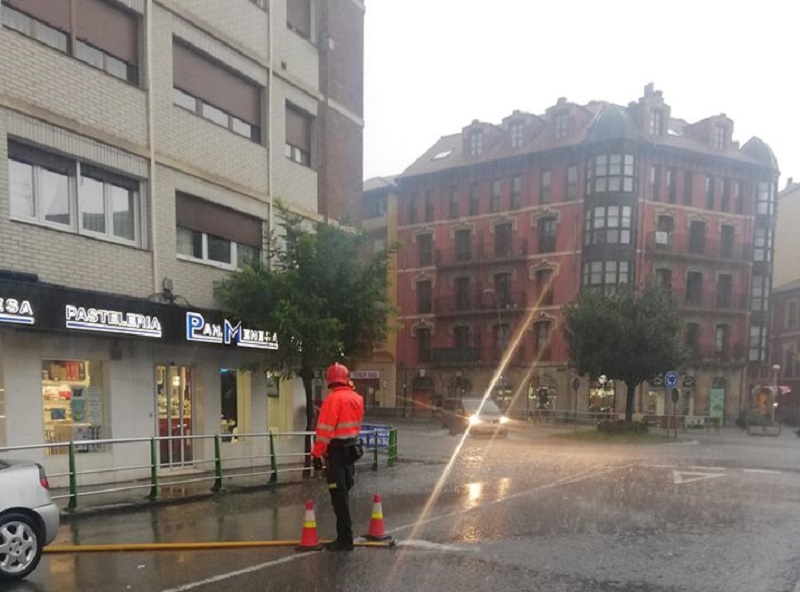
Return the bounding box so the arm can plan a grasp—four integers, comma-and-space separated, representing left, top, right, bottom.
787, 177, 794, 189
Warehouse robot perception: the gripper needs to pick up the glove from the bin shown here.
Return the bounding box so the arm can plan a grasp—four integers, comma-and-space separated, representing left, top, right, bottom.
312, 456, 323, 471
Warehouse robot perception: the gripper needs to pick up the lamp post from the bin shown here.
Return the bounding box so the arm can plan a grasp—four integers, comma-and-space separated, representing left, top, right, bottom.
771, 364, 780, 423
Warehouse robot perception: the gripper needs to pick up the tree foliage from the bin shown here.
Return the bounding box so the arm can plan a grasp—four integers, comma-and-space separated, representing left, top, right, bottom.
562, 285, 685, 420
216, 203, 395, 436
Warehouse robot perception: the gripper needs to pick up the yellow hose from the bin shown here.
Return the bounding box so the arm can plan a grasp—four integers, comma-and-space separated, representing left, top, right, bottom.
44, 540, 395, 553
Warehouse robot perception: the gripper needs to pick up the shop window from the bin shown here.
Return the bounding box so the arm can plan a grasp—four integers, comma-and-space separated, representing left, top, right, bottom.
156, 365, 193, 466
221, 369, 250, 442
42, 360, 105, 454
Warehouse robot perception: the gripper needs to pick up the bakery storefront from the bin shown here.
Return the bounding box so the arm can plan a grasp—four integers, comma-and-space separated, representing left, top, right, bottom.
0, 276, 281, 482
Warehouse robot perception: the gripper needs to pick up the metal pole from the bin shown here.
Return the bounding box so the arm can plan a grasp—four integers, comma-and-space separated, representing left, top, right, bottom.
268, 432, 278, 485
67, 441, 78, 512
212, 434, 223, 493
371, 429, 379, 472
149, 437, 159, 501
388, 428, 397, 468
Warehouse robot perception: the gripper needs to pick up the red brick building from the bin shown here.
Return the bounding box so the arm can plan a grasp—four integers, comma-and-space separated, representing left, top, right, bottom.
393, 85, 779, 422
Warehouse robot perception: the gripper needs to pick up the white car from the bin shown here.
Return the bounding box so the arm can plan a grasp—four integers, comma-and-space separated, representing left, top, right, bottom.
0, 460, 61, 580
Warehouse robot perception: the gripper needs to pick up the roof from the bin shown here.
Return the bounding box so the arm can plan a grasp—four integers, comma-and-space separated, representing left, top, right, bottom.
741, 137, 779, 171
774, 278, 800, 294
585, 104, 640, 143
362, 176, 398, 193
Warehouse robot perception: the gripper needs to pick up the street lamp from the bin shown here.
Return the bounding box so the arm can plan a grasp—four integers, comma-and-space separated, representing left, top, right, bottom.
771, 364, 780, 423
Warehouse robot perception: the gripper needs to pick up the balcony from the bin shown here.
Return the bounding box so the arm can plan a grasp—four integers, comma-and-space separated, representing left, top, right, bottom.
433, 291, 528, 317
683, 344, 745, 366
681, 290, 748, 312
432, 347, 479, 365
435, 241, 528, 268
648, 232, 749, 263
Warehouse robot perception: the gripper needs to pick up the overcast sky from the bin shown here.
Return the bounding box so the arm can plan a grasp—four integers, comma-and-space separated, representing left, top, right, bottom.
363, 0, 797, 187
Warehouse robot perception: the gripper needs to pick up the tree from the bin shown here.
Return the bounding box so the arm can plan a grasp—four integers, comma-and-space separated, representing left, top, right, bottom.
217, 204, 395, 465
562, 285, 685, 421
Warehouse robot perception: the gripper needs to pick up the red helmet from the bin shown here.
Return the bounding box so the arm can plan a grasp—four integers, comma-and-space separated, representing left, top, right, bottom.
326, 362, 350, 387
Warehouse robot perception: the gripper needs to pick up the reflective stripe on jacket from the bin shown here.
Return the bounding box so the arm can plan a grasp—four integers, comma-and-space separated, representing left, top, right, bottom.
312, 385, 364, 458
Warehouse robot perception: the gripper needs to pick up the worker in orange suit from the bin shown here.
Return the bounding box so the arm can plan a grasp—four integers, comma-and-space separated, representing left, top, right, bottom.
311, 362, 365, 551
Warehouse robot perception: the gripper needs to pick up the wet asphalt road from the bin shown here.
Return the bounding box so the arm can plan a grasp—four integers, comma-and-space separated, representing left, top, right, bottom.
7, 422, 800, 592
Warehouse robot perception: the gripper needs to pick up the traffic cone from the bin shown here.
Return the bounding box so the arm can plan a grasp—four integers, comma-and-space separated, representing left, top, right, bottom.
364, 494, 394, 542
296, 500, 323, 551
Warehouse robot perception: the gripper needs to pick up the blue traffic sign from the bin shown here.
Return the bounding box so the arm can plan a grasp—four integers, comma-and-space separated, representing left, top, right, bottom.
665, 371, 679, 388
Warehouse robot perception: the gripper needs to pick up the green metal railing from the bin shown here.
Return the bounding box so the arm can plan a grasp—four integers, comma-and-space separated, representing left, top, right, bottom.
0, 427, 398, 512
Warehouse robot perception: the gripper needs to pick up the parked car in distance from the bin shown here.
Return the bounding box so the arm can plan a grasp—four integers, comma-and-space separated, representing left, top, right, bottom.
442, 396, 510, 437
0, 460, 60, 580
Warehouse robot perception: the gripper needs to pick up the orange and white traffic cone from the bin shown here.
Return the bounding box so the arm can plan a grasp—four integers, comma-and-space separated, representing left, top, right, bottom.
296, 499, 323, 551
364, 493, 394, 542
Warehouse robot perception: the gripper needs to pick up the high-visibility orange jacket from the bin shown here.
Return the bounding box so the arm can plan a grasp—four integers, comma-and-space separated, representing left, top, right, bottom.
312, 385, 364, 458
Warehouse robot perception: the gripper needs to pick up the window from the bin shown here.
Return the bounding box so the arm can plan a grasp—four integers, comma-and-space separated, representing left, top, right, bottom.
220, 369, 249, 442
494, 273, 512, 307
666, 168, 676, 203
734, 181, 743, 214
8, 141, 142, 245
175, 193, 262, 270
536, 268, 553, 305
284, 103, 313, 164
510, 122, 524, 148
534, 321, 551, 353
538, 217, 557, 253
2, 0, 139, 83
683, 171, 693, 206
582, 261, 630, 291
455, 229, 472, 262
788, 301, 798, 328
713, 125, 726, 149
42, 360, 106, 455
689, 220, 705, 254
751, 275, 770, 312
720, 225, 734, 258
649, 110, 664, 136
705, 176, 715, 210
650, 166, 661, 200
785, 348, 798, 379
540, 170, 551, 204
454, 326, 470, 350
655, 268, 672, 291
418, 234, 432, 266
415, 326, 432, 364
686, 272, 703, 304
407, 195, 417, 224
424, 190, 434, 222
495, 223, 512, 258
721, 179, 731, 212
469, 131, 483, 157
493, 323, 511, 359
553, 112, 568, 139
749, 324, 768, 362
714, 325, 729, 357
754, 227, 773, 262
584, 206, 633, 246
566, 166, 578, 200
685, 323, 701, 354
490, 180, 501, 212
469, 183, 479, 215
287, 0, 312, 39
416, 280, 432, 314
756, 182, 776, 216
173, 42, 262, 142
448, 187, 459, 219
586, 153, 635, 194
454, 277, 471, 310
717, 274, 732, 308
511, 176, 522, 209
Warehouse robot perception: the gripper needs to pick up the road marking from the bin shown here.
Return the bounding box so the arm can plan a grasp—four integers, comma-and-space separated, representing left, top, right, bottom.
688, 466, 726, 471
159, 552, 316, 592
743, 468, 782, 475
664, 439, 699, 445
673, 470, 726, 485
395, 540, 470, 552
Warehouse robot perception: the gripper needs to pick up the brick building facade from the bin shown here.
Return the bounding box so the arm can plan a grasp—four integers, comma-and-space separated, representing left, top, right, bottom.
393, 85, 778, 423
0, 0, 365, 479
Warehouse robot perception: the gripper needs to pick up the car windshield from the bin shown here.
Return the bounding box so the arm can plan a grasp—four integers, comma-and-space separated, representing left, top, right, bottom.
462, 398, 502, 415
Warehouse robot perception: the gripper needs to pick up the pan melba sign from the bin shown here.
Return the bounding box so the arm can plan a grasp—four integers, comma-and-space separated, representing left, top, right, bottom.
0, 296, 35, 326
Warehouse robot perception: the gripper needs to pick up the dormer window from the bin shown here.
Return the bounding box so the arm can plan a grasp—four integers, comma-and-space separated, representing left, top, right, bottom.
649, 110, 664, 136
469, 130, 483, 156
510, 122, 524, 148
713, 125, 726, 149
554, 112, 568, 139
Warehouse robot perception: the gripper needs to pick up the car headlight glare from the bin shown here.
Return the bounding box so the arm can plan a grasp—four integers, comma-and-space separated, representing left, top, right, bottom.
499, 415, 509, 425
469, 414, 481, 426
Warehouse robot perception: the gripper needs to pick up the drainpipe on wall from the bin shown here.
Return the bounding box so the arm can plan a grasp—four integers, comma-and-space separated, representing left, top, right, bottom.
266, 0, 274, 269
145, 0, 159, 294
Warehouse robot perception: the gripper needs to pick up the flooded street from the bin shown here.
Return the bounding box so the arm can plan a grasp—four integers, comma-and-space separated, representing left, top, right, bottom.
5, 423, 800, 592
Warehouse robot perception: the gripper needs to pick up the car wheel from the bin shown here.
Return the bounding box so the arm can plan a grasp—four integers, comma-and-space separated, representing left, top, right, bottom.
0, 513, 43, 581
